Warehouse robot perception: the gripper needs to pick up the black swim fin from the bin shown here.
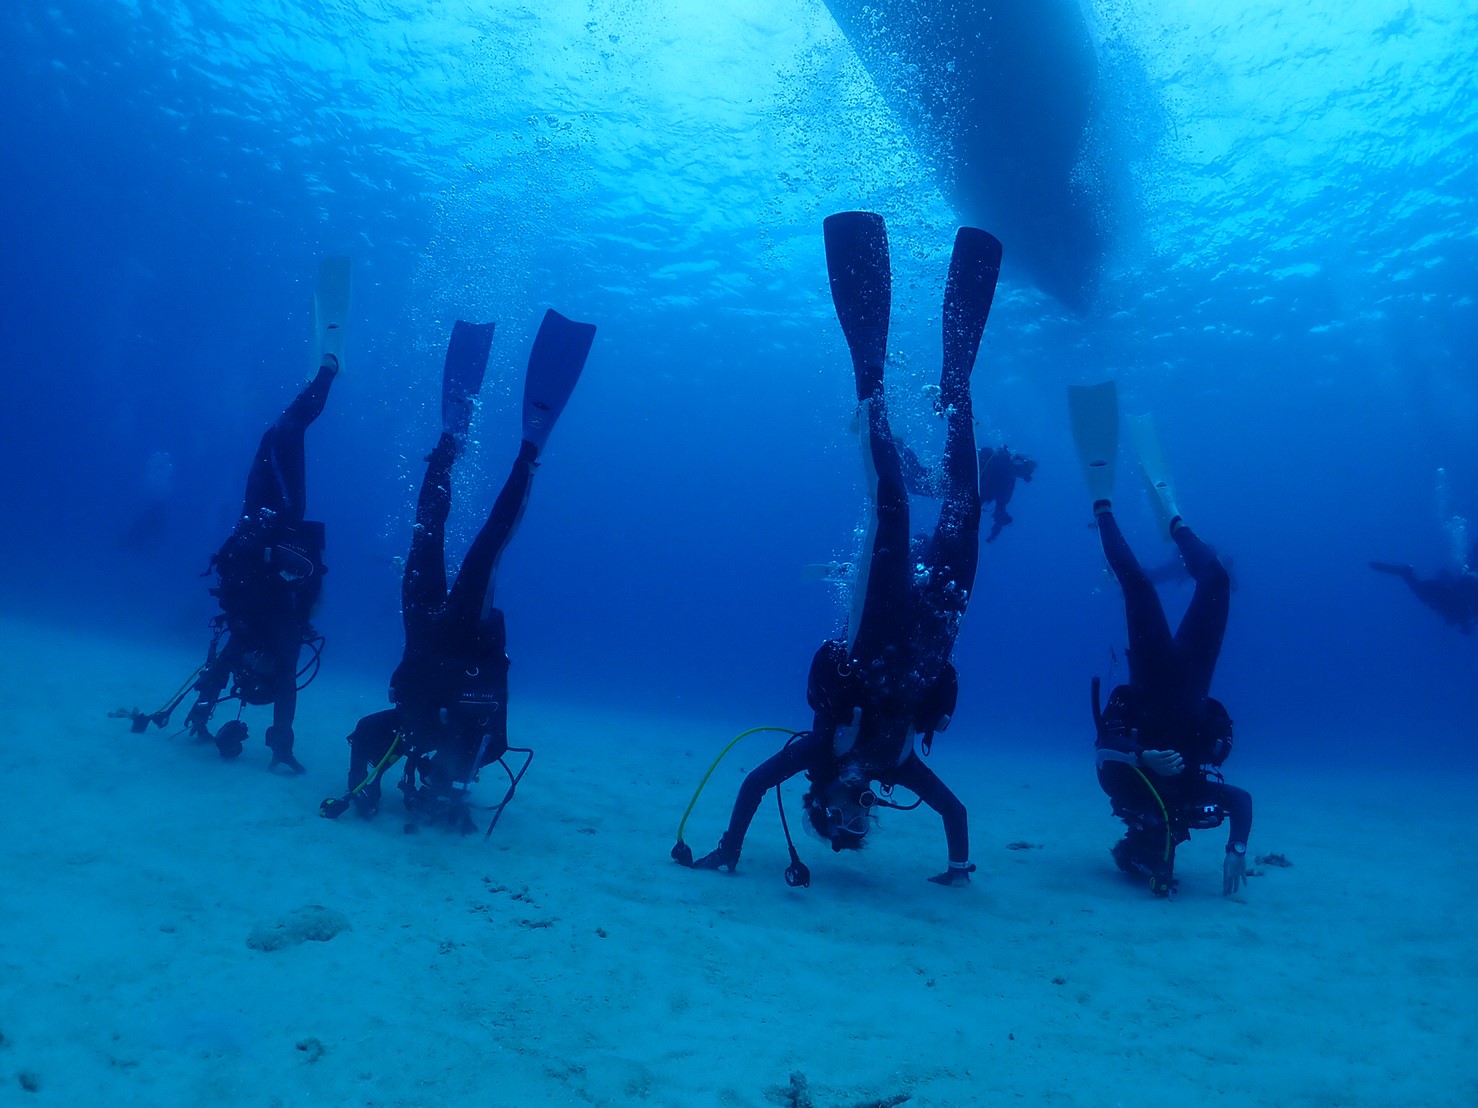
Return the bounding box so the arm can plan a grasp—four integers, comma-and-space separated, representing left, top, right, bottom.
941, 227, 1003, 392
522, 308, 596, 453
442, 320, 496, 437
823, 211, 891, 400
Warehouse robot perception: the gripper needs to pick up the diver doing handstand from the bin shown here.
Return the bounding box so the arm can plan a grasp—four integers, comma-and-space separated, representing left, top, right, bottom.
1068, 386, 1252, 898
676, 212, 1002, 886
117, 257, 351, 773
321, 309, 596, 835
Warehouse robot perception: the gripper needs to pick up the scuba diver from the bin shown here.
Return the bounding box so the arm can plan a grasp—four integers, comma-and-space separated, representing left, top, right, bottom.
117, 257, 351, 773
896, 439, 1036, 543
977, 445, 1036, 542
320, 309, 596, 834
1375, 465, 1478, 631
1369, 562, 1478, 633
1067, 386, 1251, 898
677, 212, 1001, 887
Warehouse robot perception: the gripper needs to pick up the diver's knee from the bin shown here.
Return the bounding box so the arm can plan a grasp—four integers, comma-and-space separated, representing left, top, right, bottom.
1203, 560, 1231, 594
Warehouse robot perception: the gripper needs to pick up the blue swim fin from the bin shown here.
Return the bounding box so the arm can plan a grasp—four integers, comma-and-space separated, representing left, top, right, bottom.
823, 211, 891, 400
522, 309, 596, 453
441, 320, 495, 437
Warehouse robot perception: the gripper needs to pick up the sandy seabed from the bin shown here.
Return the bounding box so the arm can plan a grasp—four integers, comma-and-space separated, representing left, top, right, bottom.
1, 617, 1474, 1107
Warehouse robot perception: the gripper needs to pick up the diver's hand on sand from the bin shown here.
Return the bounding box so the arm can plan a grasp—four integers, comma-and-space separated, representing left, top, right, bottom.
1140, 749, 1184, 776
1223, 848, 1248, 896
927, 863, 975, 887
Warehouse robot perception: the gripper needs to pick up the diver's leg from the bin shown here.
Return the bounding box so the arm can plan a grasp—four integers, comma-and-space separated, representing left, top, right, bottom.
890, 754, 970, 874
1171, 525, 1231, 702
445, 440, 537, 636
915, 227, 1000, 676
266, 631, 305, 774
186, 633, 239, 738
345, 709, 401, 817
821, 211, 912, 679
401, 434, 456, 647
985, 506, 1009, 544
240, 362, 337, 524
915, 352, 981, 676
690, 731, 829, 872
1097, 509, 1175, 698
847, 394, 914, 699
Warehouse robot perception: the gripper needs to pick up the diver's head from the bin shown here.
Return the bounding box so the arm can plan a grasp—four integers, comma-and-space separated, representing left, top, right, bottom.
1015, 455, 1038, 481
803, 775, 876, 852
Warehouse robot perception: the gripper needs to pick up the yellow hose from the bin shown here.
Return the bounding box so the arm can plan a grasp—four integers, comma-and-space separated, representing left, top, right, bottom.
675, 726, 800, 842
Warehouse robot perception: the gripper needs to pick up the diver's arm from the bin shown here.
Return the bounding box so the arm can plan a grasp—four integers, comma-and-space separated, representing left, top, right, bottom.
1202, 780, 1252, 848
1097, 747, 1184, 775
891, 754, 971, 882
272, 675, 298, 732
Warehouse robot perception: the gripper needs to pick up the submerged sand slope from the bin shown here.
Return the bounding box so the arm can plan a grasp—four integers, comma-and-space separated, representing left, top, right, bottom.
2, 617, 1473, 1106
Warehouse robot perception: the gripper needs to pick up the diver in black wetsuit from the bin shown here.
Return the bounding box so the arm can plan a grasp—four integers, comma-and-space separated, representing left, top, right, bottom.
684, 212, 1001, 886
1091, 505, 1251, 897
897, 440, 1034, 543
1369, 562, 1478, 633
182, 355, 337, 772
323, 312, 595, 834
977, 445, 1035, 542
1068, 389, 1251, 897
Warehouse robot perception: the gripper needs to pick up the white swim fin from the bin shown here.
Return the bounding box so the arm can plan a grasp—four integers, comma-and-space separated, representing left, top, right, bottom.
1127, 412, 1182, 540
1067, 381, 1119, 504
314, 256, 353, 368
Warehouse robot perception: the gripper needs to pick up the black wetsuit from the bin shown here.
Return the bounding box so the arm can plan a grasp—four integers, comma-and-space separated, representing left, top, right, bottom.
343, 433, 533, 820
977, 446, 1033, 543
1093, 511, 1251, 864
707, 338, 980, 871
187, 365, 333, 758
1371, 562, 1478, 633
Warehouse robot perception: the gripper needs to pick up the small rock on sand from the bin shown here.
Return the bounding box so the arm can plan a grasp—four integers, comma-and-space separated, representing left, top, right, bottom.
247, 905, 351, 952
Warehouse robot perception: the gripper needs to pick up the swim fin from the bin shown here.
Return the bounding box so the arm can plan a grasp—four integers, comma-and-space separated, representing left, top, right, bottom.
314, 256, 353, 368
522, 308, 597, 453
801, 561, 854, 584
823, 211, 891, 400
941, 227, 1003, 392
1067, 381, 1119, 504
1127, 413, 1182, 540
442, 320, 495, 438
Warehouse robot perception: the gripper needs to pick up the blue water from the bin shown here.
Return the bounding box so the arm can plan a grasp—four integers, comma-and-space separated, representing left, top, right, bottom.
2, 0, 1476, 770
